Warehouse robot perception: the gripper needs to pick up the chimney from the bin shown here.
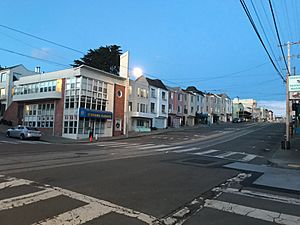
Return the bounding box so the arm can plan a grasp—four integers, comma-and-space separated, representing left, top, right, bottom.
35, 66, 41, 73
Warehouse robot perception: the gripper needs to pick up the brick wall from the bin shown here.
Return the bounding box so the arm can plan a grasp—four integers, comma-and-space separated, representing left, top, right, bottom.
113, 84, 125, 136
3, 102, 23, 125
54, 78, 65, 136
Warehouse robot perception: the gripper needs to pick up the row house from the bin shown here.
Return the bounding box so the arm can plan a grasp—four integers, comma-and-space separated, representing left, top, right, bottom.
4, 65, 127, 139
167, 87, 184, 128
183, 89, 196, 126
128, 76, 168, 131
0, 65, 35, 118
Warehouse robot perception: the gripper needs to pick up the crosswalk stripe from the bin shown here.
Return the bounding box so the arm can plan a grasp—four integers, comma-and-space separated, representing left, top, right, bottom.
173, 147, 200, 153
205, 199, 300, 225
215, 151, 237, 158
241, 154, 257, 162
155, 146, 183, 152
139, 144, 167, 150
32, 202, 111, 225
0, 189, 61, 211
223, 188, 300, 206
0, 140, 19, 144
192, 149, 219, 156
0, 178, 33, 190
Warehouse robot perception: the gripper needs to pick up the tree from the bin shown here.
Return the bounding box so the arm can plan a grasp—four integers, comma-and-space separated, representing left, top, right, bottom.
73, 45, 122, 75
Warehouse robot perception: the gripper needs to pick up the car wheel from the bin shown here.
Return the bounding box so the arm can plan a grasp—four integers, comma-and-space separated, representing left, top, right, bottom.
20, 134, 25, 140
6, 131, 10, 138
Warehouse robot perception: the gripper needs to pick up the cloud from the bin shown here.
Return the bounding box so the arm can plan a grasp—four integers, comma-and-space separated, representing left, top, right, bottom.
31, 47, 52, 59
257, 100, 285, 116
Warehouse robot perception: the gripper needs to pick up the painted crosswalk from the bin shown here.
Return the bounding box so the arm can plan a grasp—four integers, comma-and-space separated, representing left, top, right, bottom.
0, 175, 158, 225
85, 141, 261, 162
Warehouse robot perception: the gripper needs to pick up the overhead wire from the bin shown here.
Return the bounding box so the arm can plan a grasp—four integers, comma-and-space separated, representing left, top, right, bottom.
249, 0, 281, 72
0, 24, 85, 54
239, 0, 285, 82
0, 47, 70, 68
268, 0, 290, 76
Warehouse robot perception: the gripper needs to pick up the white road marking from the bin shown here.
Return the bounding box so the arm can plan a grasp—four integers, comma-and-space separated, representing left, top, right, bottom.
192, 149, 219, 156
205, 199, 300, 225
0, 189, 61, 211
32, 202, 111, 225
0, 174, 158, 225
241, 154, 257, 162
0, 178, 33, 190
0, 140, 19, 144
223, 188, 300, 206
215, 151, 238, 158
173, 147, 200, 153
155, 146, 183, 152
139, 144, 167, 150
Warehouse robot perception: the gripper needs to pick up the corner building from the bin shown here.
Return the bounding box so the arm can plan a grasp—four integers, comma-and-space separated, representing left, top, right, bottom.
11, 65, 126, 139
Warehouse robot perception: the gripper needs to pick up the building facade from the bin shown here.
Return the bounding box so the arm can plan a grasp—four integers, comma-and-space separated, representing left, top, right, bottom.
167, 87, 184, 128
8, 65, 126, 139
0, 65, 35, 118
128, 76, 152, 132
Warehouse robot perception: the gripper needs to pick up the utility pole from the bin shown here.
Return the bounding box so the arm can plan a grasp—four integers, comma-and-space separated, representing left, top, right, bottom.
282, 41, 300, 149
285, 41, 291, 147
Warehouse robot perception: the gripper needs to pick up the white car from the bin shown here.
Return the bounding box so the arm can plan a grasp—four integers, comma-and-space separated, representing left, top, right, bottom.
6, 126, 42, 140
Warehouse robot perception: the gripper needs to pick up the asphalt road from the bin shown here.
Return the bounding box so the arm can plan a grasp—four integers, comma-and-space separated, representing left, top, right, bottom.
0, 122, 299, 225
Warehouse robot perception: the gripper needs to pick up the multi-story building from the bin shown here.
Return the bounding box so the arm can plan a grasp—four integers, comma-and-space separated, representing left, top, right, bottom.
147, 78, 168, 129
183, 90, 196, 126
167, 86, 184, 128
218, 94, 232, 122
185, 86, 207, 124
0, 65, 35, 118
128, 76, 152, 132
5, 65, 127, 139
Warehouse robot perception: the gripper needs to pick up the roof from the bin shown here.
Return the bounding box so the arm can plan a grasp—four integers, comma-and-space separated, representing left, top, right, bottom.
166, 86, 183, 92
146, 77, 168, 90
0, 64, 22, 71
185, 86, 205, 96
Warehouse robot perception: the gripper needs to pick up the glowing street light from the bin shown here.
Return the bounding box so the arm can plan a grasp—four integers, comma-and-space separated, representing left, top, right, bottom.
132, 67, 143, 79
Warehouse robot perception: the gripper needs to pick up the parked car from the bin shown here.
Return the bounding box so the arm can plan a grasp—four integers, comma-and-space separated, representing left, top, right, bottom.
6, 126, 42, 140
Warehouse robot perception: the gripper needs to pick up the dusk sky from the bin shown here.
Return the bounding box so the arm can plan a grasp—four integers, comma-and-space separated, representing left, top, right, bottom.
1, 0, 299, 115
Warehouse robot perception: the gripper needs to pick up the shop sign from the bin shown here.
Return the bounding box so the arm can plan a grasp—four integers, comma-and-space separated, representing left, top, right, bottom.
79, 108, 113, 119
289, 75, 300, 91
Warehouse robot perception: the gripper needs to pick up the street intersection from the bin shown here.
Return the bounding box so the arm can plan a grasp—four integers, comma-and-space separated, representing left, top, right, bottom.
0, 122, 299, 225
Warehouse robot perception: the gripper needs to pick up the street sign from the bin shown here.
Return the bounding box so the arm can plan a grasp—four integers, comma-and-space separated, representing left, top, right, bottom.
289, 75, 300, 91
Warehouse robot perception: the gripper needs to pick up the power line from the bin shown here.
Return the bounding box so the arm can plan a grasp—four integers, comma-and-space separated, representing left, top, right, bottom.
0, 24, 85, 54
250, 0, 281, 72
0, 47, 70, 68
268, 0, 290, 76
239, 0, 285, 82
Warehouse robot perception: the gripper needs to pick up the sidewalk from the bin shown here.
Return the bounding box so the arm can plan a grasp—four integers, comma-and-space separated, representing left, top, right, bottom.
40, 124, 208, 144
270, 134, 300, 170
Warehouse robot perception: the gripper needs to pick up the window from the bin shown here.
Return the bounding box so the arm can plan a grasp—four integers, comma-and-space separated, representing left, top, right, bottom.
197, 96, 200, 102
162, 91, 166, 100
178, 106, 182, 113
24, 103, 54, 128
0, 73, 6, 83
178, 94, 182, 101
139, 103, 147, 113
150, 88, 156, 98
129, 102, 132, 112
162, 104, 166, 114
151, 102, 155, 113
191, 96, 194, 103
191, 107, 194, 113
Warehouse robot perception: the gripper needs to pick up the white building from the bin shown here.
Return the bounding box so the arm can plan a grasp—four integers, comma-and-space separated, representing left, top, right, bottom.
0, 65, 35, 118
128, 76, 152, 132
146, 78, 169, 129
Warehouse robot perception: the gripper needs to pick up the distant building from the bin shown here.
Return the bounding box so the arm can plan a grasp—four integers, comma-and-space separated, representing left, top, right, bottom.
0, 65, 35, 118
167, 86, 184, 128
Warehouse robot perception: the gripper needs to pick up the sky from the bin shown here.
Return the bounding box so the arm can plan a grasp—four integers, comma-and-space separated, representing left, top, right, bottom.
1, 0, 299, 116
